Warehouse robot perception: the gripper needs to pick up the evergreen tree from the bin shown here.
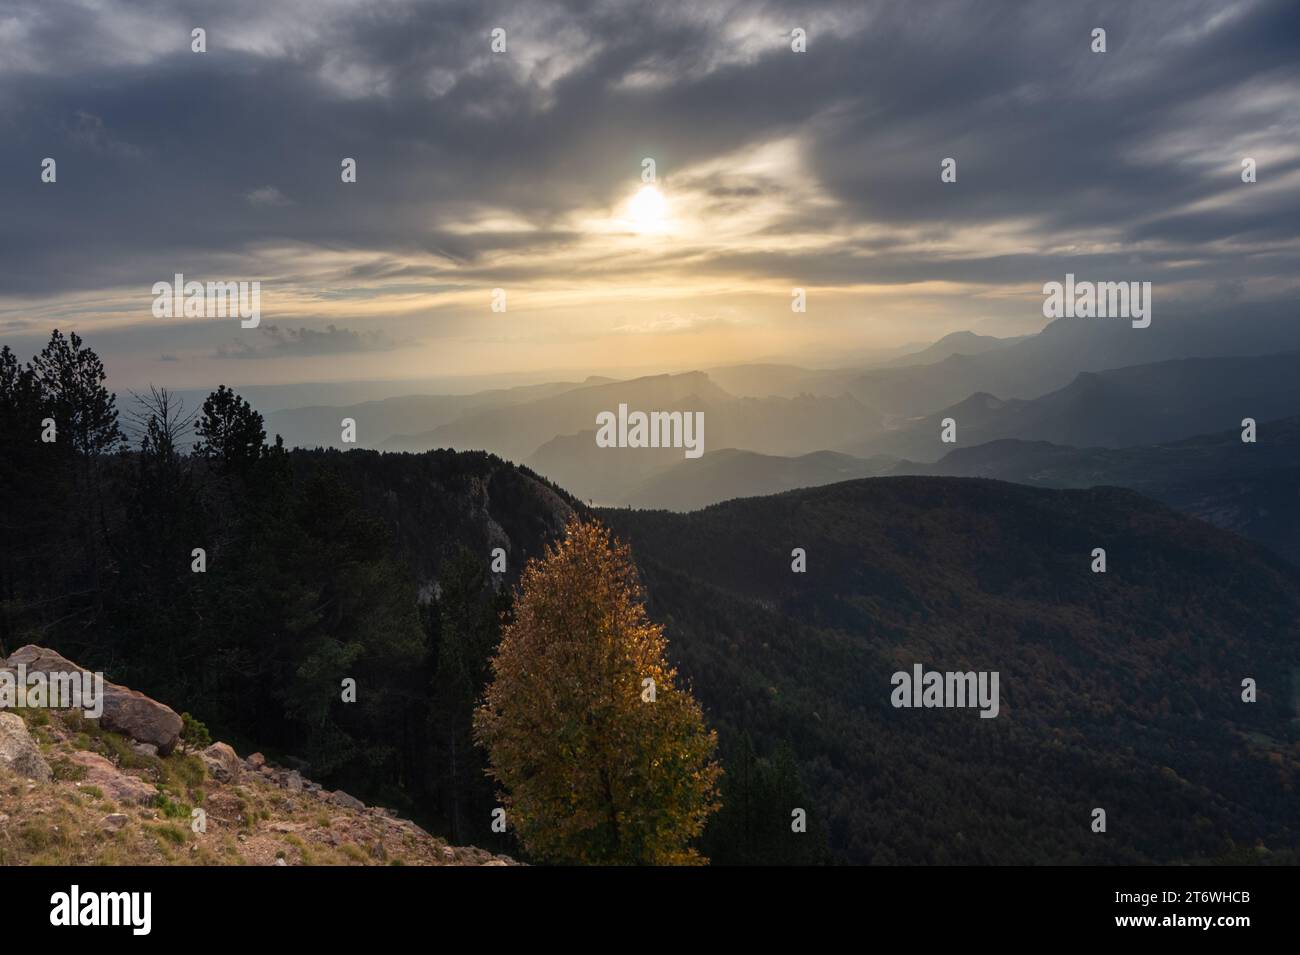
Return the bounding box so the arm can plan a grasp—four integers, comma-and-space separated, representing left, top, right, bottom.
29, 330, 123, 457
194, 384, 266, 476
25, 331, 123, 628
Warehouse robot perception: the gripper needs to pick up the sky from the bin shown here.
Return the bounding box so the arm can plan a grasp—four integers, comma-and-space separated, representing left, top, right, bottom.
1, 0, 1298, 391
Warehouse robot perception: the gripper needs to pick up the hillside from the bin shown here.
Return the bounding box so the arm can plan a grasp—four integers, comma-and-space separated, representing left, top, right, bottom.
618, 448, 897, 511
874, 330, 1026, 369
383, 371, 734, 460
264, 379, 601, 450
846, 310, 1300, 417
896, 416, 1300, 566
847, 353, 1300, 462
526, 392, 882, 503
601, 477, 1300, 864
900, 416, 1300, 486
0, 646, 516, 866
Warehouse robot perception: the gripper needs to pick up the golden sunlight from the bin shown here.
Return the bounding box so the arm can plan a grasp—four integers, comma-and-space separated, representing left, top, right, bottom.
627, 184, 669, 233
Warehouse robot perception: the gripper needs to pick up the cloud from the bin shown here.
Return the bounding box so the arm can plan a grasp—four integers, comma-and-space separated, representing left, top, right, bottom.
0, 0, 1296, 374
245, 186, 292, 207
612, 312, 742, 336
214, 323, 404, 359
65, 109, 142, 158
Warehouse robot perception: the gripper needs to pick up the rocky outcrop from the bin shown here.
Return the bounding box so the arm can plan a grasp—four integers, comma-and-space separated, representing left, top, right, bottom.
0, 712, 51, 781
330, 790, 365, 811
66, 751, 158, 805
200, 742, 242, 782
3, 646, 183, 755
0, 647, 520, 867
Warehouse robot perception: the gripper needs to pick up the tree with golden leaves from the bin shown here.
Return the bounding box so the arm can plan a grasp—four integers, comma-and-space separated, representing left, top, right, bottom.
473, 517, 722, 864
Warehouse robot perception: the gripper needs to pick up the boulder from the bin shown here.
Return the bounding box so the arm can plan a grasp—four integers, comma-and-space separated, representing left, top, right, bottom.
68, 751, 158, 805
0, 712, 51, 781
4, 646, 182, 755
200, 742, 241, 782
329, 790, 365, 811
101, 813, 129, 831
246, 752, 266, 769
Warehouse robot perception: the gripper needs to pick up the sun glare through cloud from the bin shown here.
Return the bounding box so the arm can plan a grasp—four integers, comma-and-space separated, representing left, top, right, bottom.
626, 184, 669, 234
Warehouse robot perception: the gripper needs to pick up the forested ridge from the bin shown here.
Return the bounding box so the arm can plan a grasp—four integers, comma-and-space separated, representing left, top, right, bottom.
602, 480, 1300, 863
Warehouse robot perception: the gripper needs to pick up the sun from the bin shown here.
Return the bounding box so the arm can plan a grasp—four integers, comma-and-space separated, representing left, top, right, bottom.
626, 184, 668, 233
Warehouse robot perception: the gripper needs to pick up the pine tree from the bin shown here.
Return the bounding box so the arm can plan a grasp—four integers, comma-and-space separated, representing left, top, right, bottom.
29, 330, 123, 457
194, 384, 266, 476
25, 331, 124, 622
474, 517, 722, 864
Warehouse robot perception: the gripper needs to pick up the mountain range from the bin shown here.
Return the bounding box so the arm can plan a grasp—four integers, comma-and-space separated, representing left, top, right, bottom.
846, 352, 1300, 462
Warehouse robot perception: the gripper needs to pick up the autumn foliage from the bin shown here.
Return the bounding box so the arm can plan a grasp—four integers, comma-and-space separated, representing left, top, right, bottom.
473, 517, 721, 864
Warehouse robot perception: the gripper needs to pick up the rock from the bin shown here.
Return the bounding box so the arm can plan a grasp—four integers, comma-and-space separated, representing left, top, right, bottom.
284, 770, 303, 793
0, 712, 51, 781
274, 858, 287, 866
246, 752, 266, 769
67, 751, 158, 805
441, 846, 456, 860
4, 646, 183, 755
101, 813, 129, 831
131, 742, 159, 759
329, 790, 364, 811
482, 859, 509, 866
394, 818, 429, 837
200, 742, 241, 782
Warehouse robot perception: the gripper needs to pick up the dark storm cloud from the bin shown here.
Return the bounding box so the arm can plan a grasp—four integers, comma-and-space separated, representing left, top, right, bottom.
0, 0, 1297, 298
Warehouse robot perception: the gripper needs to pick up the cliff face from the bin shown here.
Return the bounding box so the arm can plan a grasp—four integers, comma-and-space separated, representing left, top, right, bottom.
0, 646, 516, 866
